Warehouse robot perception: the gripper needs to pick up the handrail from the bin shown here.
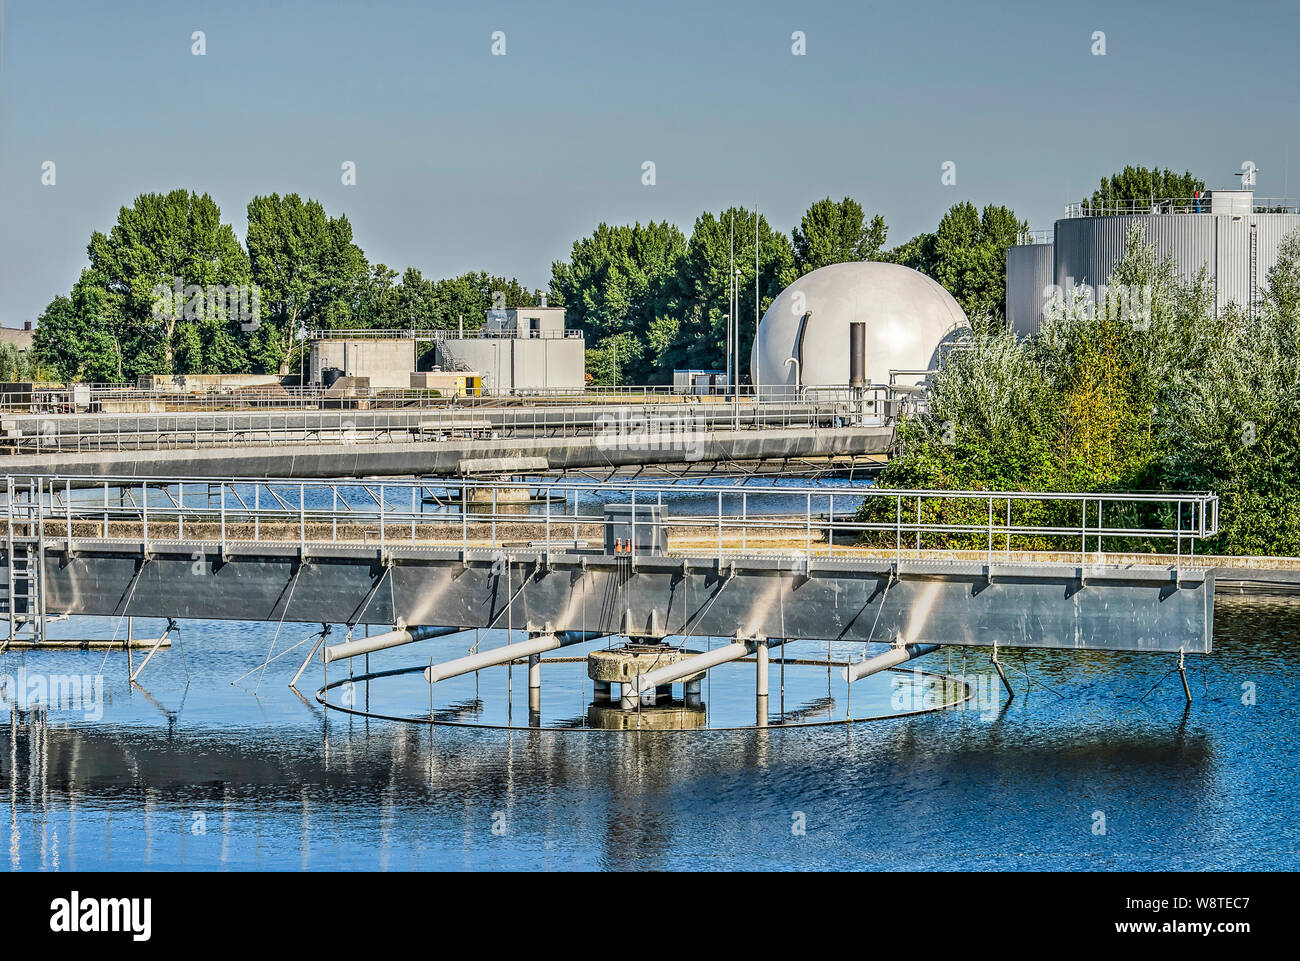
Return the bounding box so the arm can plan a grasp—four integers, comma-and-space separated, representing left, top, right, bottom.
1064, 196, 1300, 218
0, 475, 1220, 571
0, 394, 905, 453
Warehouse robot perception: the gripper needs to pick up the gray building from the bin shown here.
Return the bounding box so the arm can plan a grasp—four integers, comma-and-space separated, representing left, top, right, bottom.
308, 335, 419, 389
1007, 189, 1300, 335
435, 306, 585, 395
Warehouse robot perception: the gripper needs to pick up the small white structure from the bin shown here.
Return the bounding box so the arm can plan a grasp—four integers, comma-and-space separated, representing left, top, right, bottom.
750, 262, 968, 396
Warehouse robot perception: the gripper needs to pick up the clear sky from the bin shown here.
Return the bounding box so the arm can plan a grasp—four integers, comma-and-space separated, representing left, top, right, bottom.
1, 0, 1298, 327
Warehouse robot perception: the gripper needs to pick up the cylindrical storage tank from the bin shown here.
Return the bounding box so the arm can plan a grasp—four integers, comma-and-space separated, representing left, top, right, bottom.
1005, 243, 1055, 336
1053, 212, 1300, 317
848, 322, 866, 388
750, 262, 969, 397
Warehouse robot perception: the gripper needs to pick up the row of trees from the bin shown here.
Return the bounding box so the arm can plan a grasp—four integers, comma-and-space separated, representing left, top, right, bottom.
553, 197, 1026, 384
32, 190, 540, 383
29, 190, 1030, 385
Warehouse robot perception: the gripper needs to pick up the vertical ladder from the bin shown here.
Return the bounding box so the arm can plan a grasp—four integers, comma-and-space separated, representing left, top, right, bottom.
3, 477, 44, 649
1249, 222, 1259, 323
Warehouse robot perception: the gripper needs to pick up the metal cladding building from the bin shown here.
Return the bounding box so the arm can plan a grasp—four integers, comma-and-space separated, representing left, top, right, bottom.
1007, 189, 1300, 335
750, 261, 969, 397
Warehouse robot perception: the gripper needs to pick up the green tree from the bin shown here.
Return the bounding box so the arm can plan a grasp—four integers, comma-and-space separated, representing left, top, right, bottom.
549, 221, 686, 382
791, 197, 887, 275
31, 274, 125, 382
929, 201, 1026, 322
84, 189, 251, 377
1084, 166, 1205, 212
660, 207, 796, 378
246, 194, 369, 373
586, 332, 643, 387
887, 232, 938, 276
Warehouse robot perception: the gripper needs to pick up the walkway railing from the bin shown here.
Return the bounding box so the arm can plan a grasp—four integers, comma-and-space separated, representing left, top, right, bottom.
0, 397, 896, 453
1064, 196, 1300, 217
1, 475, 1220, 569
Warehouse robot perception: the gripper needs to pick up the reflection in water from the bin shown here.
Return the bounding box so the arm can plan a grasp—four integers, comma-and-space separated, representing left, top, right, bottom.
0, 596, 1296, 869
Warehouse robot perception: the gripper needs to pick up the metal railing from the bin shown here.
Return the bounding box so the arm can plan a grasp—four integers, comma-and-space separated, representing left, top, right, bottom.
1064, 196, 1300, 218
0, 397, 894, 453
302, 327, 584, 341
1013, 229, 1053, 246
1, 475, 1220, 570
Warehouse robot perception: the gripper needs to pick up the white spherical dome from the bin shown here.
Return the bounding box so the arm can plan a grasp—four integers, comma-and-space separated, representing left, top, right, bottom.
751, 262, 968, 393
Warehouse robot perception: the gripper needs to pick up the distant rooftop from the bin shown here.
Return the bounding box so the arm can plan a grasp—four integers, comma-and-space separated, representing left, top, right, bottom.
0, 325, 34, 351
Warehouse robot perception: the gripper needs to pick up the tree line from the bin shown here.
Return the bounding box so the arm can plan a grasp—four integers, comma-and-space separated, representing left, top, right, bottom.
32, 190, 542, 383
29, 190, 1031, 385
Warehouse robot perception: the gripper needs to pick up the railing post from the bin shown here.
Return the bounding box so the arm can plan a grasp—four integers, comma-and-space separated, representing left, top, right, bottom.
66, 478, 73, 553
142, 481, 149, 553
300, 482, 306, 552
220, 482, 226, 550
805, 492, 811, 560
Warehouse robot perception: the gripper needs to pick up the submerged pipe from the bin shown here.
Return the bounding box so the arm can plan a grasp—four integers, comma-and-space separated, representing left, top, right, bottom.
841, 642, 940, 683
324, 624, 460, 663
423, 631, 605, 684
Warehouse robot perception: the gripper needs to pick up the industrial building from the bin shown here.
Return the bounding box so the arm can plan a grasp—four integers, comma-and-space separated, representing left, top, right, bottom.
307, 333, 422, 390
1007, 188, 1300, 335
433, 305, 585, 395
305, 304, 585, 396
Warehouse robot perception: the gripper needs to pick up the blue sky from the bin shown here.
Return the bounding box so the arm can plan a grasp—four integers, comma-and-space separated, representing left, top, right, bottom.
1, 0, 1298, 327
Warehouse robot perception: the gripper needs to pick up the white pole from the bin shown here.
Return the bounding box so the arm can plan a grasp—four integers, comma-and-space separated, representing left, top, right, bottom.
754, 203, 760, 403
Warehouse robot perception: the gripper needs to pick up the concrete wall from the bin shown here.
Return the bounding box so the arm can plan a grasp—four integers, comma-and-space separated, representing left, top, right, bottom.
435, 337, 584, 394
309, 339, 415, 390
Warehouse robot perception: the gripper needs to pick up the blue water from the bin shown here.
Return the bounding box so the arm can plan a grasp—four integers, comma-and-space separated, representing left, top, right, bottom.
2, 593, 1296, 870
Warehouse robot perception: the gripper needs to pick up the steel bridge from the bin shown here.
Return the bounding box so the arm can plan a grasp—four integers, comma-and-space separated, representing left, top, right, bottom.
3, 475, 1218, 673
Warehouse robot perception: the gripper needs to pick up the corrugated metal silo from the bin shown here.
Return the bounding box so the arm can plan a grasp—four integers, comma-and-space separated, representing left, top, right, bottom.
1005, 243, 1055, 336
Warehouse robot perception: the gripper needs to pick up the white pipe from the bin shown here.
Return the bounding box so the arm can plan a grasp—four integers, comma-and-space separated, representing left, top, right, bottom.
841, 643, 939, 683
324, 625, 460, 663
630, 637, 784, 695
423, 631, 603, 684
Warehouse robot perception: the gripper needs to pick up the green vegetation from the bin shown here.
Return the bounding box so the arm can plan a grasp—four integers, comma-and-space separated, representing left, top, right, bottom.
887, 201, 1027, 322
30, 191, 541, 382
873, 224, 1300, 556
28, 191, 1030, 386
1083, 165, 1205, 211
